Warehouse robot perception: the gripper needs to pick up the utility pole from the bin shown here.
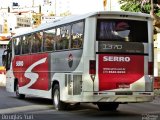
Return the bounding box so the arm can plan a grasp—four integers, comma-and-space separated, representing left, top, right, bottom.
32, 0, 34, 7
103, 0, 107, 10
55, 0, 57, 16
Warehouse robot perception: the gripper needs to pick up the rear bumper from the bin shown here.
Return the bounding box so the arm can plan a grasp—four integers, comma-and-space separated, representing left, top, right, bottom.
79, 92, 154, 103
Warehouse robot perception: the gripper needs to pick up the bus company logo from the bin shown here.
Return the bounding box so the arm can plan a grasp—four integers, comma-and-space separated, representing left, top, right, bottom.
24, 57, 47, 88
68, 53, 73, 68
103, 56, 131, 62
103, 44, 123, 50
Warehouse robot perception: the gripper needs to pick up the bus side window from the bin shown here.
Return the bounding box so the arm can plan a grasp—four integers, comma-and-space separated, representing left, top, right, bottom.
22, 35, 31, 54
32, 32, 42, 53
60, 26, 70, 50
55, 27, 62, 50
71, 21, 84, 49
44, 29, 55, 52
14, 38, 21, 55
27, 34, 33, 53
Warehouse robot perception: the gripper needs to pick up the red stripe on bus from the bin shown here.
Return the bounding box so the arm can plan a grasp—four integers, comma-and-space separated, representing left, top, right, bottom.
12, 53, 49, 90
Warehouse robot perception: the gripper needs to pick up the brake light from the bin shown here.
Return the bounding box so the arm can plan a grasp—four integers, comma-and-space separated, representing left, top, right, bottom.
89, 60, 96, 75
148, 62, 153, 75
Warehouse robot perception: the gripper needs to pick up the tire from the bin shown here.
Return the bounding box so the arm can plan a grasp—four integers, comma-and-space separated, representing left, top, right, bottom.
15, 83, 25, 99
97, 102, 119, 111
52, 84, 68, 110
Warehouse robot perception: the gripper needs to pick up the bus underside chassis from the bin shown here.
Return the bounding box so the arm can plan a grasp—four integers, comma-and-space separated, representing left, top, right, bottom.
97, 102, 119, 111
15, 80, 25, 99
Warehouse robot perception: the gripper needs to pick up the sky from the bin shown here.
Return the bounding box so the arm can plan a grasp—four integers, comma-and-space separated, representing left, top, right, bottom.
0, 0, 120, 14
70, 0, 103, 14
0, 0, 102, 12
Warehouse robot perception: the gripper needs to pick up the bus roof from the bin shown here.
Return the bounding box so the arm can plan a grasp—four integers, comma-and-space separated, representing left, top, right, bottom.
12, 11, 151, 38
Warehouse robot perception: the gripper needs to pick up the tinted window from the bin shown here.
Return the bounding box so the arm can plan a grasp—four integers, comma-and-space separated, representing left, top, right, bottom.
55, 27, 62, 50
32, 32, 43, 53
96, 19, 148, 42
22, 34, 32, 54
22, 36, 28, 54
43, 29, 56, 51
14, 38, 21, 55
71, 21, 84, 48
60, 26, 70, 49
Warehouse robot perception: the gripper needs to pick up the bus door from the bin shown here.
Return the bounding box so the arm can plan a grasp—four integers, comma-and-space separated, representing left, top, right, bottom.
96, 19, 152, 92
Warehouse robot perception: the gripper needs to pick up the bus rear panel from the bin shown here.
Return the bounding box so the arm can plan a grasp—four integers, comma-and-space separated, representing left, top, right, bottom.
88, 16, 154, 102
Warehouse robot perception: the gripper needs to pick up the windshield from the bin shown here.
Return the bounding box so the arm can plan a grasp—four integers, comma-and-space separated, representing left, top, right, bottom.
96, 19, 148, 43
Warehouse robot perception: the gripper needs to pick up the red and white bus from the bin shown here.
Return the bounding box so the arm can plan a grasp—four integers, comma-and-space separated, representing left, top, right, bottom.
3, 11, 154, 111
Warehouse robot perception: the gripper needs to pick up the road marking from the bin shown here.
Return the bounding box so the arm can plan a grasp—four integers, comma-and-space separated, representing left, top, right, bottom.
0, 105, 53, 114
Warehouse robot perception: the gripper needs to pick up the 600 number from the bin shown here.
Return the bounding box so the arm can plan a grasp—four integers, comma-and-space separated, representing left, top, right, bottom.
16, 61, 24, 67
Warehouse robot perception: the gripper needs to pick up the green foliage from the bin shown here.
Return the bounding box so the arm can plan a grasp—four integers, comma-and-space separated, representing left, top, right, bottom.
119, 0, 160, 16
156, 9, 160, 16
120, 2, 141, 12
141, 3, 151, 13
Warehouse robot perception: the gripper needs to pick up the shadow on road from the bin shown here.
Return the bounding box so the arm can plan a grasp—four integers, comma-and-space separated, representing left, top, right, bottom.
0, 86, 155, 120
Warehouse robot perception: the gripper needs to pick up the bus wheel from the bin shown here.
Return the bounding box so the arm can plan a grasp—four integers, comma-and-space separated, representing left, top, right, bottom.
15, 83, 25, 99
52, 84, 68, 110
97, 102, 119, 111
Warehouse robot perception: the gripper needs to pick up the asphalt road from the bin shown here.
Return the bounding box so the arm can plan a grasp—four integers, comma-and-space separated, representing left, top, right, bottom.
0, 86, 160, 120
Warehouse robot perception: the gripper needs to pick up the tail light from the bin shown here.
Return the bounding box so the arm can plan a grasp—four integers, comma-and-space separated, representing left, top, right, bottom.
89, 60, 96, 75
148, 62, 153, 75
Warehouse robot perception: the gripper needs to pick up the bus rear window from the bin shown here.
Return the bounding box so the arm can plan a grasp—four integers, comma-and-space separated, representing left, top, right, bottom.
96, 19, 148, 43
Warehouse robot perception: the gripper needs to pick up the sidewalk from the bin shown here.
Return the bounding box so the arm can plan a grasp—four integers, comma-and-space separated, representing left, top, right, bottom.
0, 74, 6, 86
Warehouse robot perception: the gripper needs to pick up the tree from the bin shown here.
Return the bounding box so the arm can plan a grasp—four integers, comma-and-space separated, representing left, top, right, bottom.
119, 0, 160, 32
119, 0, 160, 15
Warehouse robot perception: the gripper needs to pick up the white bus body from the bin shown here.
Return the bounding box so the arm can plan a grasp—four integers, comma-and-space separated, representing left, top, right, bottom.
4, 11, 154, 111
